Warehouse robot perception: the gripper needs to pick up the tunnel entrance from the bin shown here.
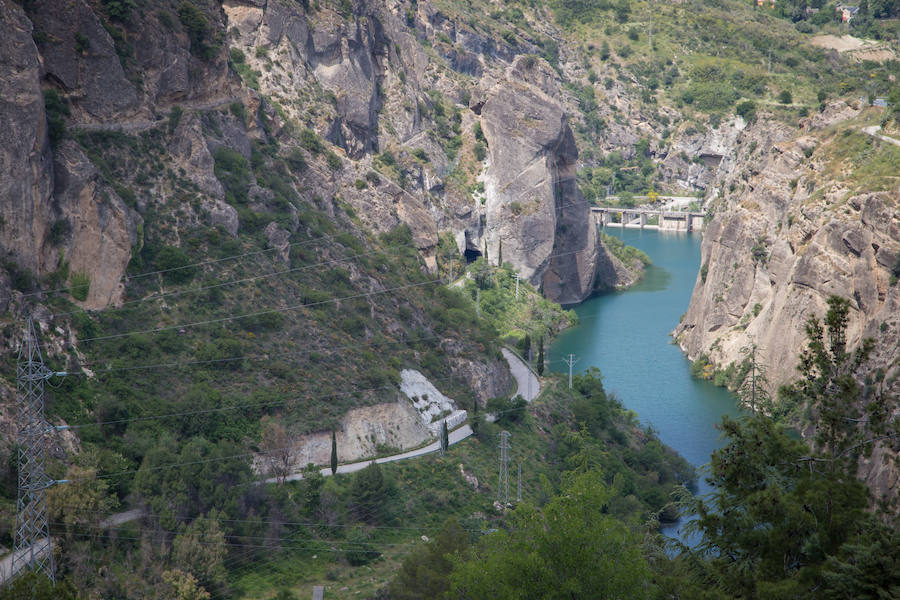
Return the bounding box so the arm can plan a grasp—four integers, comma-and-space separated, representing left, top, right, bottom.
464, 248, 482, 264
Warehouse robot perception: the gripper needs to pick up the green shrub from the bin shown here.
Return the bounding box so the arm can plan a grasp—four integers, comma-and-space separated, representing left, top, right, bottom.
378, 151, 396, 166
102, 0, 136, 21
178, 1, 215, 59
750, 237, 769, 265
75, 32, 90, 53
685, 81, 738, 112
44, 89, 70, 146
213, 147, 252, 205
778, 89, 793, 104
167, 105, 183, 134
229, 101, 247, 122
157, 10, 175, 29
69, 271, 90, 301
48, 219, 71, 246
155, 246, 198, 284
300, 129, 324, 154
326, 151, 342, 171
735, 100, 756, 121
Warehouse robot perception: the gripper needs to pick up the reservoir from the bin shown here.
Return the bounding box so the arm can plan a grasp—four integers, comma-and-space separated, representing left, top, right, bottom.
549, 229, 742, 536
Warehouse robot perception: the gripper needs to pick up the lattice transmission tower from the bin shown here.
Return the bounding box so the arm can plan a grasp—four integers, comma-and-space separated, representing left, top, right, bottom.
12, 318, 59, 584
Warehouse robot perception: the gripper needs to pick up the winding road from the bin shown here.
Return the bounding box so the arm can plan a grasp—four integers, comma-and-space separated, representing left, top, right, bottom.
0, 348, 542, 581
272, 348, 540, 483
501, 347, 540, 402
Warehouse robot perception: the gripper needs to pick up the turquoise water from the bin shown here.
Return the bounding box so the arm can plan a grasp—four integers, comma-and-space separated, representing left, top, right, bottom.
549, 229, 742, 536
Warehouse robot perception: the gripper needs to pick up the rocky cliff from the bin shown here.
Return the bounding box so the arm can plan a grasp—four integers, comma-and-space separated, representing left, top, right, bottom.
477, 56, 599, 304
674, 104, 900, 504
0, 0, 639, 318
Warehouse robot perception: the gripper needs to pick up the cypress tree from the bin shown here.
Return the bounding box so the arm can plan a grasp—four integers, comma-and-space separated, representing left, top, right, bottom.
441, 420, 449, 456
330, 430, 338, 475
498, 239, 503, 266
537, 336, 545, 375
523, 334, 531, 362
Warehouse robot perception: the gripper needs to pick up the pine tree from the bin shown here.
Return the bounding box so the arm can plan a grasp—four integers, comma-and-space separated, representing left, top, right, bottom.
330, 430, 338, 475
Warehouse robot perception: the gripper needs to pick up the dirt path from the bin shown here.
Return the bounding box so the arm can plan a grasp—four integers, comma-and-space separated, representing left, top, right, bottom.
862, 125, 900, 148
0, 538, 50, 585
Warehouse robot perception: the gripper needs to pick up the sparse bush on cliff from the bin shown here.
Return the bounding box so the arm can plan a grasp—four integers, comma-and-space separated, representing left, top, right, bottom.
69, 272, 90, 301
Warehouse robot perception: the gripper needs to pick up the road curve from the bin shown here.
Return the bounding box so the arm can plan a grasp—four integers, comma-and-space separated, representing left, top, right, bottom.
90, 347, 538, 519
501, 347, 540, 402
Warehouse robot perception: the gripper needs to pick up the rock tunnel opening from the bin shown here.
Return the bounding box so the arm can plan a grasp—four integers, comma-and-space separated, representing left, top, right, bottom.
464, 248, 482, 263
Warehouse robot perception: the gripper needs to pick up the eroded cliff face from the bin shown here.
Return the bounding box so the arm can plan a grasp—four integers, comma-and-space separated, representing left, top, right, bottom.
478, 57, 598, 305
0, 2, 55, 278
674, 105, 900, 504
221, 1, 616, 303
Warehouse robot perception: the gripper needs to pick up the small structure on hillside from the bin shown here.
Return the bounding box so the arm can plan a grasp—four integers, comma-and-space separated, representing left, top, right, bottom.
836, 4, 860, 21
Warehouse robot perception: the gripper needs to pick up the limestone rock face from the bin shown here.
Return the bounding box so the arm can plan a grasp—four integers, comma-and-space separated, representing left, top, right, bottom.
52, 141, 139, 309
479, 56, 598, 305
225, 1, 385, 158
26, 0, 138, 119
0, 1, 54, 275
673, 114, 900, 506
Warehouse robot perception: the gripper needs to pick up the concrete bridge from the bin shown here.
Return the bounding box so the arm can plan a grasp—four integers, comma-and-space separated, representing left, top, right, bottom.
591, 206, 706, 232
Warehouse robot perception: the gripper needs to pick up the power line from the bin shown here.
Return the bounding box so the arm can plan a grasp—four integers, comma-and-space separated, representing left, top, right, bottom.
20, 233, 339, 300
55, 528, 415, 556
75, 278, 441, 344
50, 241, 411, 319
58, 364, 465, 431
70, 333, 443, 377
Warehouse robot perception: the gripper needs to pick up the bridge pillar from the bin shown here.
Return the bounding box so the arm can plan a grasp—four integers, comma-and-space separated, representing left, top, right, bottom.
640, 213, 647, 229
687, 213, 693, 232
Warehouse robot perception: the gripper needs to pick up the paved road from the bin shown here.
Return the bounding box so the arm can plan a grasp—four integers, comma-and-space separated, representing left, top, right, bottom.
0, 538, 50, 586
66, 346, 539, 522
862, 125, 900, 148
501, 347, 540, 402
275, 424, 474, 483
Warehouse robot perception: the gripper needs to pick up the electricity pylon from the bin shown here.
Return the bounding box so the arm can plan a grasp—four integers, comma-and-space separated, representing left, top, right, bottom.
12, 318, 62, 584
564, 354, 579, 389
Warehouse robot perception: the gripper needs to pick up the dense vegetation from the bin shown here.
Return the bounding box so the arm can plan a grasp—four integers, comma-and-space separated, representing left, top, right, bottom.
383, 297, 900, 599
3, 0, 899, 597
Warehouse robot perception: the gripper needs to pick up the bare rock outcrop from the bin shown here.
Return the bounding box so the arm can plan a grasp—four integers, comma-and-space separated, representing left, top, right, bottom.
52, 141, 139, 309
674, 114, 900, 505
0, 1, 55, 275
478, 56, 598, 305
